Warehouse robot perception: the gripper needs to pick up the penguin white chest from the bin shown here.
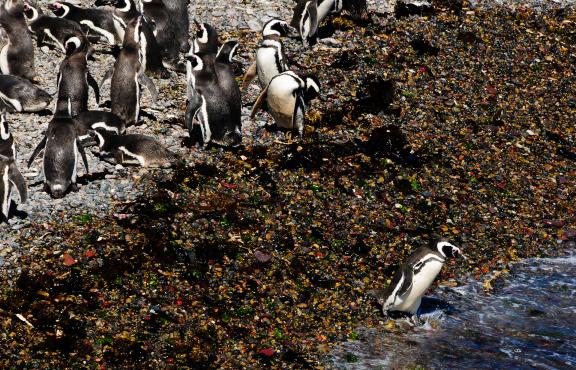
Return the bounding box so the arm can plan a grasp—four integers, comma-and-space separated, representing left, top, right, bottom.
396, 259, 444, 313
266, 75, 299, 128
256, 47, 281, 87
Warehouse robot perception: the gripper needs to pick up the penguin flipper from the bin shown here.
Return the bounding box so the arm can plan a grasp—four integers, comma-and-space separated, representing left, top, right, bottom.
292, 94, 306, 135
28, 136, 47, 168
250, 85, 269, 119
8, 162, 27, 203
185, 94, 202, 131
100, 67, 114, 90
397, 266, 414, 297
76, 139, 90, 174
87, 72, 100, 104
241, 61, 257, 91
138, 74, 158, 104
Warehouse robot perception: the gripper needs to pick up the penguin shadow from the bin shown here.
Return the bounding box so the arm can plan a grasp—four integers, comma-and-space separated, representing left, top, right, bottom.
76, 170, 112, 185
2, 202, 28, 223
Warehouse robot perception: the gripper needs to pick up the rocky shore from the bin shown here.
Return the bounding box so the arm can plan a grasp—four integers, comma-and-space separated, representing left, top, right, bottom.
1, 0, 575, 368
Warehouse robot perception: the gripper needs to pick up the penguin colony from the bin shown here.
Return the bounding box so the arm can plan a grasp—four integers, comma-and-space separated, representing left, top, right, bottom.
0, 0, 464, 319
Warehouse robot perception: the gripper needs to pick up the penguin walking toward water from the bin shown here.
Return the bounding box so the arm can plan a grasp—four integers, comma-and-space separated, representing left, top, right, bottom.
0, 74, 52, 113
0, 0, 36, 80
104, 16, 157, 127
49, 1, 121, 45
250, 71, 320, 136
92, 127, 181, 168
94, 0, 169, 78
241, 19, 295, 91
56, 37, 100, 117
371, 238, 466, 319
0, 112, 27, 221
28, 109, 90, 199
22, 1, 87, 54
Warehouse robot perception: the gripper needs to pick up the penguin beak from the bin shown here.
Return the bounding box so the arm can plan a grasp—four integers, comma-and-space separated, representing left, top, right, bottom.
286, 25, 299, 38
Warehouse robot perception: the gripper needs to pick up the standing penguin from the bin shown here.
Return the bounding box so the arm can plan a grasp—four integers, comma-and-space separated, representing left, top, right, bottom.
371, 238, 466, 318
0, 0, 36, 80
108, 15, 157, 126
0, 112, 27, 221
22, 1, 86, 53
161, 0, 189, 52
0, 74, 52, 112
141, 0, 182, 72
28, 109, 90, 199
56, 37, 100, 117
94, 0, 169, 78
214, 41, 242, 137
290, 0, 343, 46
250, 71, 320, 136
185, 51, 241, 147
241, 19, 295, 91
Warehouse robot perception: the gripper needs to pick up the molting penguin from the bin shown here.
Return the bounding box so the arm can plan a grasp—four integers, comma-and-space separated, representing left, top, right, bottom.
0, 74, 52, 112
0, 112, 27, 221
141, 0, 182, 72
49, 1, 121, 45
107, 15, 157, 126
94, 0, 169, 78
0, 0, 36, 80
241, 19, 295, 91
371, 238, 465, 318
250, 71, 320, 136
28, 105, 90, 199
93, 127, 181, 168
23, 1, 86, 53
185, 51, 241, 147
56, 37, 100, 117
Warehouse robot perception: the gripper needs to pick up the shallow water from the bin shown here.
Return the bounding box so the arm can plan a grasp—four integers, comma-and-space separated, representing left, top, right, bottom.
331, 256, 576, 369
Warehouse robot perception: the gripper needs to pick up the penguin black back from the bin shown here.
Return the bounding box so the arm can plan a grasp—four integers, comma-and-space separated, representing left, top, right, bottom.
0, 0, 36, 80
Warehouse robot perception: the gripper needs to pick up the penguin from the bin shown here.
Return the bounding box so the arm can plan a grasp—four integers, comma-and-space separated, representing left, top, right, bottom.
241, 19, 295, 91
92, 127, 181, 168
22, 1, 87, 53
161, 0, 189, 53
289, 0, 344, 46
94, 0, 169, 78
214, 40, 242, 138
185, 51, 241, 147
106, 15, 157, 126
74, 110, 126, 144
190, 21, 219, 55
0, 111, 27, 221
0, 74, 52, 112
140, 0, 182, 72
56, 37, 100, 117
0, 0, 36, 80
49, 1, 121, 45
371, 238, 466, 317
250, 71, 320, 136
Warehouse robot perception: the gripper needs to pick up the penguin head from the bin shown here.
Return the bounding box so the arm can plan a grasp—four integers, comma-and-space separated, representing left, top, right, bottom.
0, 111, 10, 141
262, 19, 296, 38
303, 75, 321, 102
185, 53, 204, 72
123, 15, 144, 49
22, 1, 39, 21
192, 21, 219, 54
434, 239, 466, 260
64, 36, 83, 56
50, 1, 69, 17
216, 41, 239, 64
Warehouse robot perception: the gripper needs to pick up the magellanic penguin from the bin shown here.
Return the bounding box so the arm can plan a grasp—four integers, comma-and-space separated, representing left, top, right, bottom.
92, 127, 182, 168
241, 19, 295, 91
214, 40, 242, 139
22, 1, 87, 54
187, 21, 219, 105
160, 0, 189, 52
290, 0, 343, 46
56, 37, 100, 117
371, 238, 466, 318
28, 106, 90, 199
94, 0, 169, 78
0, 112, 27, 221
49, 1, 121, 45
106, 15, 157, 126
185, 51, 242, 147
0, 74, 52, 112
140, 0, 182, 72
74, 110, 126, 145
250, 71, 320, 136
0, 0, 36, 80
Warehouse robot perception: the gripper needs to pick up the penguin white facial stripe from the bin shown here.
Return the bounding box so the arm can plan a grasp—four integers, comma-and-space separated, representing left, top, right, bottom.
59, 4, 71, 18
119, 146, 146, 166
436, 241, 457, 258
66, 37, 82, 51
197, 24, 208, 44
2, 165, 9, 218
80, 20, 116, 44
91, 122, 119, 134
118, 0, 131, 12
0, 91, 21, 112
306, 78, 320, 94
263, 20, 285, 37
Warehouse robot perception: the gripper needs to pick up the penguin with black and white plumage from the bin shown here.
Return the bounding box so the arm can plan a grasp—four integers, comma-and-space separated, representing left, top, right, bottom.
160, 0, 189, 53
0, 74, 52, 113
49, 1, 121, 46
0, 111, 27, 221
250, 71, 320, 136
74, 110, 126, 145
241, 19, 295, 91
214, 41, 242, 138
94, 0, 169, 78
185, 50, 242, 147
28, 104, 90, 199
0, 0, 36, 80
92, 126, 182, 168
371, 238, 466, 320
22, 0, 86, 54
290, 0, 342, 47
105, 15, 157, 127
56, 37, 100, 117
